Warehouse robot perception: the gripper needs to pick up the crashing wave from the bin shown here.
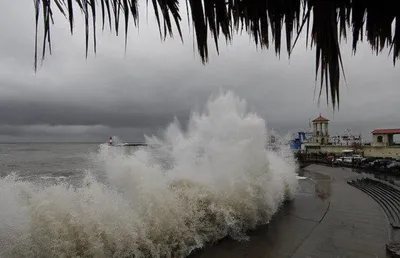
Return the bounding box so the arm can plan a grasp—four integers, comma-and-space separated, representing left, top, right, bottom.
0, 91, 298, 257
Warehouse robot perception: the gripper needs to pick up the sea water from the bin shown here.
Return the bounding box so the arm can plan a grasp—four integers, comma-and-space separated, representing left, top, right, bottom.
0, 91, 299, 257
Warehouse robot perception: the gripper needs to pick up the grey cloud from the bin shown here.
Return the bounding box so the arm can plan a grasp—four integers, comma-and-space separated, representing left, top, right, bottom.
0, 125, 108, 137
0, 100, 190, 128
0, 125, 156, 142
0, 1, 399, 142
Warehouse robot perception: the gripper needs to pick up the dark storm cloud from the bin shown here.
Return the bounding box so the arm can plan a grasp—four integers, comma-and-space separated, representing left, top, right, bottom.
0, 100, 189, 128
0, 124, 156, 142
0, 125, 105, 137
0, 1, 400, 142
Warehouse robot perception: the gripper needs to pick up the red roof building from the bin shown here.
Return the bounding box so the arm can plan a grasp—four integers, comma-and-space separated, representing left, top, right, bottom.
312, 114, 329, 122
372, 129, 400, 134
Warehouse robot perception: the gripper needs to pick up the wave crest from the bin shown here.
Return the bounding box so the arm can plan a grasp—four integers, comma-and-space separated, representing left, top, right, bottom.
0, 91, 298, 257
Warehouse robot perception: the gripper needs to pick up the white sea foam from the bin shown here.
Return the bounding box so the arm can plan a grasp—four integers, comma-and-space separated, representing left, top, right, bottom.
0, 91, 299, 257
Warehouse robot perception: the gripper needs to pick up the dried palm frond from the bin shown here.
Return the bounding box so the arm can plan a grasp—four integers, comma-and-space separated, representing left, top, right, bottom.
33, 0, 400, 109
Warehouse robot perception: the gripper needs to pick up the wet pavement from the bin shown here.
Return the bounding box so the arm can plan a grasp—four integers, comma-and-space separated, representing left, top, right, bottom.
190, 165, 390, 258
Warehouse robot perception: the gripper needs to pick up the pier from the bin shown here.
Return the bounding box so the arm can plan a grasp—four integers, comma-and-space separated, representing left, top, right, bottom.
121, 143, 148, 147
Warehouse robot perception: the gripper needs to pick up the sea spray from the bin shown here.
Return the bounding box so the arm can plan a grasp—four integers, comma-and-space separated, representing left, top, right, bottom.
0, 91, 299, 257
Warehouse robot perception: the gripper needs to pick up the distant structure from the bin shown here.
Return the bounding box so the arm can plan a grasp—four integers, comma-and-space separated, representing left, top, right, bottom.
290, 132, 312, 152
289, 115, 322, 152
330, 128, 362, 146
371, 129, 400, 147
299, 117, 400, 158
311, 114, 329, 145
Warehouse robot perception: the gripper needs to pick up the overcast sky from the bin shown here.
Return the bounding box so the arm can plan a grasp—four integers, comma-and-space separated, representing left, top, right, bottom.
0, 2, 399, 142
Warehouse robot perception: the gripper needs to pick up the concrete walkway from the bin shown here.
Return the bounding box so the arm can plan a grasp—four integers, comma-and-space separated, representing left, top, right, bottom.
292, 165, 390, 258
191, 165, 390, 258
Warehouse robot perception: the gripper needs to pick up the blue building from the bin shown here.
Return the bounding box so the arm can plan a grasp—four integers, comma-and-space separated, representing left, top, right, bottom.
290, 131, 312, 152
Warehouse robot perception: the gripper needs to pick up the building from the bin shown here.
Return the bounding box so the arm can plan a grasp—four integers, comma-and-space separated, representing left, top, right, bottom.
290, 131, 312, 152
306, 115, 362, 147
330, 128, 362, 146
298, 115, 400, 158
305, 127, 400, 159
296, 114, 330, 153
311, 114, 329, 145
371, 129, 400, 147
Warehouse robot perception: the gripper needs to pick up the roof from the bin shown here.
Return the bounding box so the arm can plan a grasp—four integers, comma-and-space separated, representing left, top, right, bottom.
312, 114, 329, 122
372, 129, 400, 134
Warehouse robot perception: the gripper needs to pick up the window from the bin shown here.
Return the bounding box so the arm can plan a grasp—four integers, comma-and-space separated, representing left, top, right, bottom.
377, 136, 383, 143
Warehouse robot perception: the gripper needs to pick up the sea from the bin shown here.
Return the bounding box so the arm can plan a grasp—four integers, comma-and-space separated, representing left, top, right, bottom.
0, 143, 100, 186
0, 92, 300, 258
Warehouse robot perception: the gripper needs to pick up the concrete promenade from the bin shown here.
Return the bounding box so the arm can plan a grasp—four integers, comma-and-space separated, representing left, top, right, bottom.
191, 165, 390, 258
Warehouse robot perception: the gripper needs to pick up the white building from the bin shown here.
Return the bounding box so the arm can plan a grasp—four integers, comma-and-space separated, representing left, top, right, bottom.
329, 128, 362, 146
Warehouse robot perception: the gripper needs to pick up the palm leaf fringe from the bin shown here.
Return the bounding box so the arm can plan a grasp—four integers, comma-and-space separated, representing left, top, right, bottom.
34, 0, 400, 110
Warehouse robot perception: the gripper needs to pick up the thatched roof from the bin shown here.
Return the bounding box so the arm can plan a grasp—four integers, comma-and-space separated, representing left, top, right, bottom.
34, 0, 399, 109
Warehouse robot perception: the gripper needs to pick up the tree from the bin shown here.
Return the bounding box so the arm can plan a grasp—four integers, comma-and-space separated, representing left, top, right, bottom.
351, 142, 363, 153
33, 0, 399, 109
